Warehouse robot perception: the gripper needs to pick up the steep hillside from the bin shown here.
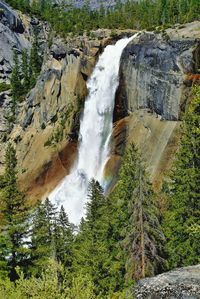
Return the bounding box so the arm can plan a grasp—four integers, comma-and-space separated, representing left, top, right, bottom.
0, 1, 199, 200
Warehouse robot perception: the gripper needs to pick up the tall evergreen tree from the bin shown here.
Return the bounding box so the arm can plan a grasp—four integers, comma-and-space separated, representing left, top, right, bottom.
0, 144, 30, 280
53, 205, 74, 268
30, 32, 42, 87
30, 198, 57, 276
163, 86, 200, 269
73, 180, 111, 297
21, 50, 31, 93
123, 157, 165, 281
101, 144, 139, 293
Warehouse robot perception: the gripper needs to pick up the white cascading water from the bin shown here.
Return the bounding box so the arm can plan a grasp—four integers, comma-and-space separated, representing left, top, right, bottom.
50, 36, 134, 225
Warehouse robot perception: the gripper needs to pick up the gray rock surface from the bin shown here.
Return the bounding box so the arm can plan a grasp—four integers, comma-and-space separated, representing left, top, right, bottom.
0, 0, 30, 83
134, 265, 200, 299
0, 0, 24, 33
54, 0, 127, 9
0, 0, 31, 133
119, 32, 199, 120
50, 43, 67, 60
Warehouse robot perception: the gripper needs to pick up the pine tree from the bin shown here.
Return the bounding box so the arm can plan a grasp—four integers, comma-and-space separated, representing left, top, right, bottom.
73, 180, 111, 297
0, 144, 30, 281
30, 32, 42, 87
53, 205, 74, 267
164, 86, 200, 269
30, 198, 57, 276
124, 157, 165, 281
100, 144, 139, 293
21, 50, 31, 93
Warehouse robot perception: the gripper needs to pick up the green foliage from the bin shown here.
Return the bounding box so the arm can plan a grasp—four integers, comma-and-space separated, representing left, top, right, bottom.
72, 180, 111, 297
30, 199, 75, 277
0, 82, 11, 93
123, 157, 165, 281
104, 144, 165, 289
163, 85, 200, 269
8, 32, 42, 124
30, 198, 57, 275
30, 33, 42, 87
21, 50, 31, 93
44, 105, 74, 147
0, 144, 30, 281
54, 206, 74, 267
0, 260, 95, 299
5, 0, 200, 36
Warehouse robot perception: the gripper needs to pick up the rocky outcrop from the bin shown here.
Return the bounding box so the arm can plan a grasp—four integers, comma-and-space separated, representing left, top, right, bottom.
0, 7, 134, 200
0, 0, 49, 135
134, 264, 200, 299
0, 0, 30, 84
0, 0, 24, 33
15, 48, 92, 199
111, 23, 200, 189
119, 32, 198, 120
0, 1, 29, 139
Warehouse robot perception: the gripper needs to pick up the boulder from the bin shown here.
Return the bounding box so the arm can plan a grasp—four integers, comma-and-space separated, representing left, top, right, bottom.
134, 265, 200, 299
50, 43, 67, 60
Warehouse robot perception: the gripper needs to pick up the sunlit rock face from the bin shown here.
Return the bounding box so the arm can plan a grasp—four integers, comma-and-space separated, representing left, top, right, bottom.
111, 27, 200, 190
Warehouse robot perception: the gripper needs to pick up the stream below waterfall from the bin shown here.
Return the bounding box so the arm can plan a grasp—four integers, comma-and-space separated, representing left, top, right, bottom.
50, 35, 135, 225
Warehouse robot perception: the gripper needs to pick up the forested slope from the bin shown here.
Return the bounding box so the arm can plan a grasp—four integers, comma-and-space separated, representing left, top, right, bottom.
0, 0, 199, 298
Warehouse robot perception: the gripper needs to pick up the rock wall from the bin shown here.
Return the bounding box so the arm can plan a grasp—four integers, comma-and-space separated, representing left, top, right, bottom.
15, 46, 94, 200
111, 24, 200, 189
1, 0, 199, 200
0, 0, 136, 201
134, 264, 200, 299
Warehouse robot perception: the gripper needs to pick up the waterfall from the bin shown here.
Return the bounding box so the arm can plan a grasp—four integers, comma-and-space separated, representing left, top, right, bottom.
50, 36, 134, 225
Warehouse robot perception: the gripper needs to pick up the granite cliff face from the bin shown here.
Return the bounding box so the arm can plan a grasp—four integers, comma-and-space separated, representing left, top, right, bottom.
0, 0, 135, 200
134, 265, 200, 299
0, 0, 200, 200
0, 0, 29, 132
110, 24, 200, 189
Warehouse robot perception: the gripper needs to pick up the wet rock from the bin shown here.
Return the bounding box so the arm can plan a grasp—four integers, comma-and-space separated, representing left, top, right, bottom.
134, 265, 200, 299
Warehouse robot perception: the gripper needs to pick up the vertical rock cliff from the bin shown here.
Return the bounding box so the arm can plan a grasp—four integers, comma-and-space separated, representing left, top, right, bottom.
109, 24, 200, 189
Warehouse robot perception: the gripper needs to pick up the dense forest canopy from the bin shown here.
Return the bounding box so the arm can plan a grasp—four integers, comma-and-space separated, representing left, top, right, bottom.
4, 0, 200, 35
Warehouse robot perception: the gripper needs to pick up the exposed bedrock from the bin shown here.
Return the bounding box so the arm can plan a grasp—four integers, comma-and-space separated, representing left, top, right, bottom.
108, 25, 200, 189
134, 264, 200, 299
0, 1, 200, 200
